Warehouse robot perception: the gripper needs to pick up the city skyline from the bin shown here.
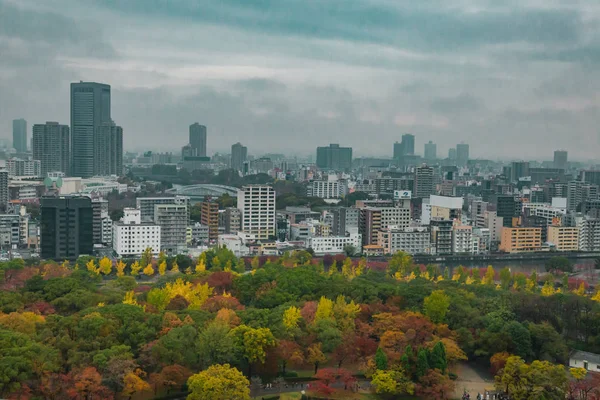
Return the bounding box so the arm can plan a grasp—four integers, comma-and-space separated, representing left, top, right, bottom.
2, 0, 600, 160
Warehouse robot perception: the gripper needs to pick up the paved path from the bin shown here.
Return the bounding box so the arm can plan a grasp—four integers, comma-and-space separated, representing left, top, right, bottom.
452, 362, 495, 398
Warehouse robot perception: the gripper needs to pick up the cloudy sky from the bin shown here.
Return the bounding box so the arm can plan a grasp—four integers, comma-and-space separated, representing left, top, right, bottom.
1, 0, 599, 160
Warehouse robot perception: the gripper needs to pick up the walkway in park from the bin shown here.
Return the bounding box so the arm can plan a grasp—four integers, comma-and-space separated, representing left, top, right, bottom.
452, 362, 495, 399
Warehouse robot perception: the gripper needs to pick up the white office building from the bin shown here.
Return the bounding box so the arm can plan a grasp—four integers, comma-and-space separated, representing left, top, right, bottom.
307, 177, 349, 199
237, 185, 276, 240
112, 208, 161, 257
453, 224, 475, 254
378, 226, 430, 255
308, 233, 362, 255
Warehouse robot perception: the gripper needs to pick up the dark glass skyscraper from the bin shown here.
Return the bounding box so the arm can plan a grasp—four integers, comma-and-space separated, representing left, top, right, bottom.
70, 82, 111, 178
40, 196, 93, 260
189, 123, 207, 157
316, 144, 352, 171
231, 142, 248, 172
12, 119, 27, 153
32, 122, 70, 176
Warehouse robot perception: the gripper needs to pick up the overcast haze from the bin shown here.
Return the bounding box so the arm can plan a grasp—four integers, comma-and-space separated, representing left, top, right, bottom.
1, 0, 600, 160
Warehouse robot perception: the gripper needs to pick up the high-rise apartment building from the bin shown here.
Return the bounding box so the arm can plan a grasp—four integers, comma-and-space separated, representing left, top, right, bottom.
554, 150, 568, 170
359, 206, 411, 246
231, 142, 248, 172
401, 134, 415, 156
91, 199, 109, 246
32, 122, 70, 176
456, 143, 469, 166
316, 144, 352, 171
237, 185, 276, 239
0, 170, 8, 210
71, 82, 112, 178
154, 204, 188, 255
189, 123, 207, 157
414, 165, 435, 198
40, 196, 93, 260
200, 200, 219, 242
424, 141, 437, 160
568, 181, 599, 212
95, 121, 123, 176
12, 119, 27, 153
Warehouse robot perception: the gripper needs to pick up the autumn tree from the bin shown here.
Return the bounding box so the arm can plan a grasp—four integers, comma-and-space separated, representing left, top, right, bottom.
307, 343, 328, 374
121, 371, 151, 399
130, 261, 141, 277
371, 368, 415, 396
423, 290, 450, 323
277, 340, 304, 375
140, 247, 153, 268
314, 296, 335, 323
416, 369, 455, 400
495, 356, 568, 399
187, 364, 250, 400
116, 260, 126, 277
143, 264, 154, 276
228, 325, 276, 376
158, 261, 167, 276
282, 305, 302, 334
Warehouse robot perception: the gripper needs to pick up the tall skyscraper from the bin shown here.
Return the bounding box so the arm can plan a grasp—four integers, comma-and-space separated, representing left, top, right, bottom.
231, 142, 248, 172
40, 196, 93, 260
401, 134, 415, 156
510, 161, 530, 182
71, 82, 111, 178
316, 144, 353, 171
393, 142, 403, 159
32, 122, 70, 176
95, 121, 123, 176
0, 170, 8, 210
189, 123, 207, 157
237, 185, 276, 239
12, 119, 27, 153
554, 150, 568, 170
456, 143, 469, 166
414, 165, 435, 198
424, 141, 437, 160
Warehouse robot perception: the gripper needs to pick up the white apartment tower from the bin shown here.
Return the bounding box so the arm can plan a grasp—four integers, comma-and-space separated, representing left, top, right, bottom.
237, 185, 276, 240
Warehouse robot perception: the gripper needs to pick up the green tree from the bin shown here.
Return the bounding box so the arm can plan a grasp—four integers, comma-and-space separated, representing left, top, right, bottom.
416, 349, 430, 378
375, 347, 388, 370
197, 322, 235, 368
429, 341, 447, 373
545, 256, 573, 274
499, 267, 512, 289
187, 364, 250, 400
423, 290, 450, 323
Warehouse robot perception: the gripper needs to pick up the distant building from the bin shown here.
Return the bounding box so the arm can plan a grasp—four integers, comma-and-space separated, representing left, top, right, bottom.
547, 226, 579, 252
359, 206, 410, 246
189, 123, 207, 157
155, 204, 188, 255
307, 177, 348, 199
316, 144, 352, 171
569, 350, 600, 372
378, 226, 430, 255
499, 227, 542, 253
41, 196, 93, 260
308, 233, 362, 255
219, 207, 242, 234
456, 143, 469, 166
511, 161, 530, 182
448, 148, 457, 160
568, 181, 598, 212
231, 142, 248, 172
424, 141, 437, 160
237, 185, 276, 240
452, 224, 475, 254
32, 122, 70, 176
91, 199, 109, 246
12, 119, 27, 153
414, 165, 435, 198
430, 219, 453, 255
6, 158, 41, 178
200, 200, 219, 242
95, 121, 123, 176
136, 196, 190, 222
71, 82, 112, 178
112, 208, 161, 257
554, 150, 568, 170
0, 170, 8, 210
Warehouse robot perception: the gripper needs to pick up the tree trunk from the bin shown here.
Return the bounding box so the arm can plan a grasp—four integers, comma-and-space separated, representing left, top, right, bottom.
282, 360, 287, 375
314, 362, 319, 374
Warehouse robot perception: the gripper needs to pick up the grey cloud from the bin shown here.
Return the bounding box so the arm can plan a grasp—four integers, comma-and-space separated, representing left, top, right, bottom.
429, 94, 484, 114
